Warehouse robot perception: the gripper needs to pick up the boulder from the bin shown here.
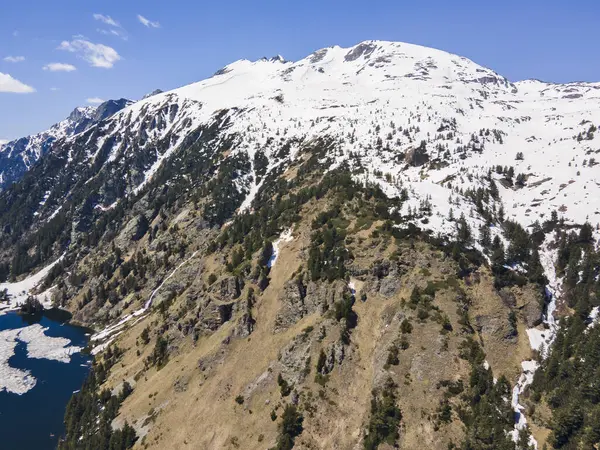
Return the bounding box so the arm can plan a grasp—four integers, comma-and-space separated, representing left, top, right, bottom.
498, 288, 516, 308
234, 312, 255, 338
115, 214, 149, 247
173, 376, 189, 393
521, 290, 544, 328
404, 142, 429, 167
197, 301, 235, 332
474, 314, 503, 336
371, 260, 392, 279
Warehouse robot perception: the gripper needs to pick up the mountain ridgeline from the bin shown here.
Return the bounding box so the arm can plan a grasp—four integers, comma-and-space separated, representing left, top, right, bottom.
0, 98, 132, 192
0, 41, 599, 449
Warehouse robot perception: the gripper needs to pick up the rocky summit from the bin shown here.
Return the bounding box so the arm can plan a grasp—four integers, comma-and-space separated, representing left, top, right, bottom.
0, 40, 599, 450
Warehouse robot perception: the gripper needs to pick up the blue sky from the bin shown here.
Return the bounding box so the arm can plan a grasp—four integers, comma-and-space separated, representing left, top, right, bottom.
1, 0, 599, 140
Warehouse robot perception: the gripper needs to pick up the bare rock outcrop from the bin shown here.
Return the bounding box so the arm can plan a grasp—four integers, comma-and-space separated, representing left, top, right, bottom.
277, 332, 312, 385
210, 276, 243, 300
273, 279, 349, 333
196, 300, 235, 332
323, 340, 345, 374
519, 287, 545, 328
115, 214, 149, 247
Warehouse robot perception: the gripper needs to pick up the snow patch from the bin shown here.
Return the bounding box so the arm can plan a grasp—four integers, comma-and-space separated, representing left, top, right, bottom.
0, 256, 64, 314
267, 229, 293, 268
348, 281, 356, 296
510, 360, 539, 447
511, 236, 562, 447
525, 239, 560, 356
586, 306, 600, 330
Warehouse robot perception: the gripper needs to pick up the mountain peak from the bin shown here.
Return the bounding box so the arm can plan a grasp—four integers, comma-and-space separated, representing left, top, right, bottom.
67, 106, 96, 123
259, 55, 287, 63
92, 98, 133, 122
142, 89, 164, 100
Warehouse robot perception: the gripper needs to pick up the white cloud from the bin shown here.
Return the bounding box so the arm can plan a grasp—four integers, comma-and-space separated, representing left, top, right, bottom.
137, 14, 160, 28
86, 97, 104, 104
93, 14, 120, 28
3, 56, 25, 63
43, 63, 77, 72
0, 72, 35, 93
97, 28, 128, 41
58, 39, 121, 69
94, 14, 128, 40
0, 139, 8, 146
50, 87, 60, 91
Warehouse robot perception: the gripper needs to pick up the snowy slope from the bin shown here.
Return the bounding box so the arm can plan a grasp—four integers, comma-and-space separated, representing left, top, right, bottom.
0, 106, 95, 177
0, 256, 64, 313
80, 40, 598, 237
7, 40, 600, 243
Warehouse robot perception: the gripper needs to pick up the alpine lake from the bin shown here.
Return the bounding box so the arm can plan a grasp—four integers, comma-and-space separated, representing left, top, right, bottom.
0, 309, 91, 450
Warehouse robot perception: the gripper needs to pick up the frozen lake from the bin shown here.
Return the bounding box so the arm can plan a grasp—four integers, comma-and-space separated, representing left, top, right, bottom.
0, 310, 90, 449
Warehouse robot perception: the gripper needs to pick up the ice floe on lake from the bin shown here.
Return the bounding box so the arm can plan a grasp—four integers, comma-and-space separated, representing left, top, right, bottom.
0, 324, 82, 395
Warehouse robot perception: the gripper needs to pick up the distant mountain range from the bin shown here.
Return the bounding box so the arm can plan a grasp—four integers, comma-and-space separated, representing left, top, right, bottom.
0, 98, 132, 190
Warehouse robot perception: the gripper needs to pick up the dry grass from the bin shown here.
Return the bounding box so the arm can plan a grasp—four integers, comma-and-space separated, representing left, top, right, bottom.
95, 210, 537, 450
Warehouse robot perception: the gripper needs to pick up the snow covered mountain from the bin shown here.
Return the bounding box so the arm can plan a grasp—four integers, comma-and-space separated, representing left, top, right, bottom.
18, 40, 597, 234
0, 98, 132, 190
2, 40, 599, 449
0, 40, 598, 256
149, 40, 598, 233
